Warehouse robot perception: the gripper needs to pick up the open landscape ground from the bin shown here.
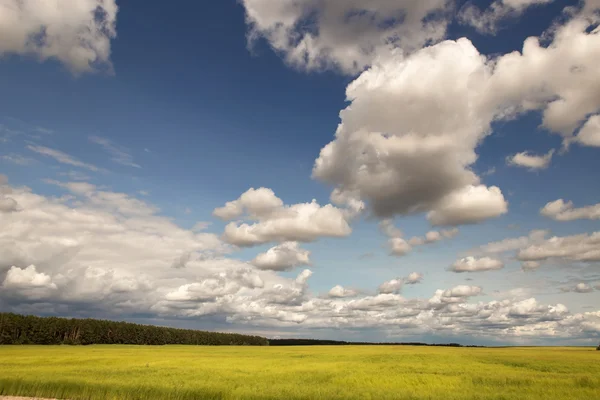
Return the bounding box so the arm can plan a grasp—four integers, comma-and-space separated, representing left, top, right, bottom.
0, 345, 599, 400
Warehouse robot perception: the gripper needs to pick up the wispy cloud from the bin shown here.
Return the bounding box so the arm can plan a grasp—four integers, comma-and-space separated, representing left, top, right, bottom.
27, 145, 104, 172
1, 153, 36, 166
89, 136, 141, 168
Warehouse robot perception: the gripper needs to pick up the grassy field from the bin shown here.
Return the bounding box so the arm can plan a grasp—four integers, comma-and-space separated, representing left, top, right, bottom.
0, 346, 598, 400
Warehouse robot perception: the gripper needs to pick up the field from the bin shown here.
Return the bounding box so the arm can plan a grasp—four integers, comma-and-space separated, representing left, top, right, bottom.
0, 346, 598, 400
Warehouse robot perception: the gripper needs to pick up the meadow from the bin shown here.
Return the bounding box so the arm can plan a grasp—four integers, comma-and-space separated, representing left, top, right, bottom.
0, 345, 598, 400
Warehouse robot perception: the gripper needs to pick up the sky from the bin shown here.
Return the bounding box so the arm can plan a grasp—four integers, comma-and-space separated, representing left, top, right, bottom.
0, 0, 599, 346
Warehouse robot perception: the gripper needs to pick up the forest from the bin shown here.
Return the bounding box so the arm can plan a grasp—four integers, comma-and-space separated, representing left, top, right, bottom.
0, 313, 269, 346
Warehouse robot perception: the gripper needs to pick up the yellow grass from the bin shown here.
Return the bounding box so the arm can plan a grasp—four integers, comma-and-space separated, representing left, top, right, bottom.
0, 345, 598, 399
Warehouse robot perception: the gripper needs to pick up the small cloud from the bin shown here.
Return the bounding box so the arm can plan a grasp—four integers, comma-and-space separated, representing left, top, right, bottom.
184, 207, 192, 215
506, 150, 554, 171
138, 190, 150, 196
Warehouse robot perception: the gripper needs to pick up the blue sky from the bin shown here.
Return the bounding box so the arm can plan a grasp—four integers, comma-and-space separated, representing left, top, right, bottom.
1, 0, 599, 345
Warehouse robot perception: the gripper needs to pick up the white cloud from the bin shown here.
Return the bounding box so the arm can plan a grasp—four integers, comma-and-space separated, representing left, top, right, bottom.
1, 178, 599, 343
427, 185, 508, 226
2, 265, 56, 289
476, 229, 549, 254
573, 283, 594, 293
517, 231, 600, 262
487, 5, 600, 142
0, 196, 18, 213
443, 285, 482, 298
89, 136, 140, 168
574, 114, 600, 147
242, 0, 450, 75
0, 0, 118, 74
328, 285, 358, 298
251, 242, 311, 271
541, 199, 600, 221
215, 188, 352, 247
450, 256, 504, 273
45, 180, 158, 216
27, 145, 103, 172
459, 0, 555, 34
405, 272, 423, 285
378, 279, 403, 294
507, 150, 554, 170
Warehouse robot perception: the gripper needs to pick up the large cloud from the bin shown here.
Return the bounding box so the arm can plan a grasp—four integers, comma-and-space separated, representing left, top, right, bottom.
241, 0, 450, 74
517, 232, 600, 262
312, 38, 509, 225
0, 0, 118, 74
214, 188, 353, 247
312, 1, 600, 226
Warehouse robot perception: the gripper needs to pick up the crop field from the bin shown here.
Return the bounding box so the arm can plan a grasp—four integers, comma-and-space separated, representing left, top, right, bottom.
0, 346, 598, 400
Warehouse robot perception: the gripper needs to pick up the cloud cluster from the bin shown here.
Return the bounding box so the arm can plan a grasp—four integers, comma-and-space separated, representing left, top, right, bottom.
378, 272, 423, 294
0, 0, 118, 74
541, 199, 600, 221
1, 178, 599, 342
214, 188, 353, 247
474, 228, 600, 266
242, 0, 450, 74
381, 220, 459, 257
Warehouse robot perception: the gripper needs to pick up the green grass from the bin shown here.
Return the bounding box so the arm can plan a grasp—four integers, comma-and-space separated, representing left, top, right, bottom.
0, 346, 598, 399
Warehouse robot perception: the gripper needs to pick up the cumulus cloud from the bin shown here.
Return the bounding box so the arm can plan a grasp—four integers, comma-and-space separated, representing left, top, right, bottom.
328, 285, 358, 298
2, 265, 56, 289
0, 196, 18, 213
379, 272, 423, 294
251, 242, 311, 271
28, 145, 103, 172
89, 136, 140, 168
0, 0, 118, 74
378, 279, 403, 294
506, 150, 554, 170
486, 4, 600, 143
574, 114, 600, 147
572, 283, 594, 293
1, 175, 598, 343
541, 199, 600, 221
517, 231, 600, 262
312, 1, 600, 228
242, 0, 450, 75
313, 39, 508, 225
405, 272, 424, 285
450, 256, 505, 273
476, 229, 549, 254
459, 0, 555, 34
427, 185, 508, 226
522, 261, 542, 271
214, 188, 352, 247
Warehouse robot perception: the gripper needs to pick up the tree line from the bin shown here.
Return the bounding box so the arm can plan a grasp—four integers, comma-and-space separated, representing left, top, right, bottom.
269, 338, 483, 347
0, 313, 269, 346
